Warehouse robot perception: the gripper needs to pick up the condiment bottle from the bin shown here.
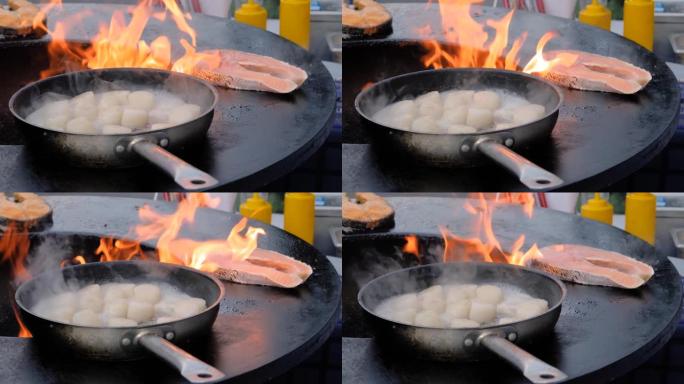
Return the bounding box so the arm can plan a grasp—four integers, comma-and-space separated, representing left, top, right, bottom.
625, 193, 656, 245
239, 193, 272, 224
624, 0, 654, 50
235, 0, 268, 30
579, 0, 611, 31
284, 192, 315, 244
279, 0, 310, 49
581, 193, 613, 225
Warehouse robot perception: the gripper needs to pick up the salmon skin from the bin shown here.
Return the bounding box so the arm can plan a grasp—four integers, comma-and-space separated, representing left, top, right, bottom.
342, 192, 395, 231
342, 0, 392, 39
0, 193, 52, 230
534, 50, 652, 94
193, 49, 308, 94
527, 244, 654, 289
170, 239, 313, 288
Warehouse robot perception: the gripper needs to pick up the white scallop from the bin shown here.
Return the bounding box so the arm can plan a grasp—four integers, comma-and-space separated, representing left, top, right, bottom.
156, 316, 179, 324
128, 90, 156, 110
103, 299, 128, 318
513, 104, 545, 125
148, 108, 169, 124
174, 297, 206, 318
420, 297, 446, 313
444, 299, 470, 319
476, 285, 503, 304
72, 91, 96, 109
445, 285, 469, 303
498, 317, 519, 325
72, 105, 97, 120
97, 106, 122, 125
168, 104, 201, 124
414, 310, 443, 327
133, 284, 162, 304
77, 293, 103, 313
390, 293, 419, 310
98, 90, 130, 107
150, 123, 174, 131
516, 299, 548, 319
449, 318, 480, 328
155, 300, 177, 318
418, 100, 443, 118
388, 100, 417, 116
468, 300, 497, 323
107, 317, 138, 327
44, 115, 69, 131
472, 91, 501, 110
411, 116, 438, 133
441, 105, 468, 125
446, 124, 477, 134
65, 117, 96, 134
388, 114, 414, 130
418, 285, 444, 302
126, 301, 154, 322
466, 108, 493, 129
72, 309, 101, 327
101, 125, 133, 134
120, 108, 148, 129
493, 109, 515, 125
442, 90, 474, 109
415, 91, 440, 107
391, 308, 417, 325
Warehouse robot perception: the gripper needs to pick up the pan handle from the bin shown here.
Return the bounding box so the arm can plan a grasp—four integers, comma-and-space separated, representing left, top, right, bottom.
480, 334, 567, 384
475, 139, 563, 190
130, 139, 219, 191
138, 333, 228, 383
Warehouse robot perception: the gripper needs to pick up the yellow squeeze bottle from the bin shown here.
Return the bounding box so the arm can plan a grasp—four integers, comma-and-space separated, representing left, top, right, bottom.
581, 193, 613, 225
579, 0, 611, 31
235, 0, 268, 30
280, 0, 310, 49
284, 192, 315, 244
625, 193, 656, 245
239, 193, 272, 224
624, 0, 654, 50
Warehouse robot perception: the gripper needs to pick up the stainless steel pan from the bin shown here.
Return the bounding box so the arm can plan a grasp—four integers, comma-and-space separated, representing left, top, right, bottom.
358, 262, 568, 384
9, 68, 219, 190
355, 68, 564, 190
15, 261, 227, 383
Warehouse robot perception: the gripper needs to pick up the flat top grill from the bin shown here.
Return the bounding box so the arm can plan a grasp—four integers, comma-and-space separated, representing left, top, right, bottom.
0, 196, 341, 383
0, 3, 336, 192
342, 4, 679, 191
342, 196, 682, 383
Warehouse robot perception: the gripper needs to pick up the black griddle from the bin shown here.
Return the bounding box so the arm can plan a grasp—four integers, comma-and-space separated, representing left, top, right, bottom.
342, 196, 683, 383
0, 4, 336, 191
342, 4, 680, 191
0, 196, 341, 383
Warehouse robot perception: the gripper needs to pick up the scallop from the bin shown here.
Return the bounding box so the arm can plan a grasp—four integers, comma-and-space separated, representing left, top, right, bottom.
476, 285, 503, 304
44, 115, 69, 131
466, 108, 493, 129
150, 123, 173, 131
449, 318, 480, 328
418, 285, 444, 302
127, 301, 155, 322
388, 114, 414, 130
444, 299, 470, 318
513, 104, 545, 125
148, 108, 169, 124
498, 317, 519, 325
418, 100, 443, 118
493, 109, 515, 125
66, 117, 96, 134
72, 106, 98, 120
168, 104, 201, 124
174, 297, 206, 318
441, 105, 468, 125
472, 91, 501, 110
101, 125, 133, 135
468, 300, 497, 323
103, 283, 135, 299
391, 308, 417, 324
72, 309, 101, 327
78, 294, 104, 313
442, 90, 474, 108
41, 100, 71, 116
516, 299, 549, 319
445, 285, 469, 303
414, 310, 443, 327
107, 317, 138, 327
128, 90, 156, 110
389, 99, 417, 116
40, 306, 75, 323
390, 293, 419, 310
420, 297, 446, 313
415, 91, 441, 107
98, 90, 130, 107
103, 299, 128, 318
133, 284, 162, 304
71, 91, 96, 109
411, 116, 438, 133
445, 124, 477, 134
154, 300, 177, 318
120, 108, 148, 129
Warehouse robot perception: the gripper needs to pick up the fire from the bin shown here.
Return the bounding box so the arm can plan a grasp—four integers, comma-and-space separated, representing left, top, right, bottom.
0, 223, 31, 281
420, 0, 570, 76
403, 235, 420, 258
11, 301, 31, 338
441, 193, 539, 266
37, 0, 215, 78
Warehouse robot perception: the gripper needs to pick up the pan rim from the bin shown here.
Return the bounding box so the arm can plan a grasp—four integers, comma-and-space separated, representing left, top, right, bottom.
353, 67, 564, 137
357, 260, 567, 331
8, 67, 219, 137
14, 259, 225, 330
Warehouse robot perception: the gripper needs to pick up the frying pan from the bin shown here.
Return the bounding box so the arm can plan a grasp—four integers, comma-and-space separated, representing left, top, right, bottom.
355, 68, 564, 190
8, 68, 219, 191
15, 261, 227, 384
358, 262, 568, 384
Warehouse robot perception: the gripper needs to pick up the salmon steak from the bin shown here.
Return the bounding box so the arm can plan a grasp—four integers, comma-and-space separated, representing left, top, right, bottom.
527, 244, 654, 289
0, 193, 51, 223
533, 50, 652, 94
170, 239, 313, 288
192, 49, 308, 94
342, 192, 394, 230
342, 0, 392, 38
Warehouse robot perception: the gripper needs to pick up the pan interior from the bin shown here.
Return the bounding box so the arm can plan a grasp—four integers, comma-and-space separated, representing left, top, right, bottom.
357, 68, 561, 126
359, 262, 564, 319
12, 68, 217, 121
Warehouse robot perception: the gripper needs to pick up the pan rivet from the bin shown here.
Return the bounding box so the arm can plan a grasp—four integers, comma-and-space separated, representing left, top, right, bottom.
160, 138, 169, 147
464, 338, 474, 347
165, 332, 175, 340
504, 138, 514, 147
115, 145, 125, 153
460, 144, 471, 153
122, 338, 131, 346
507, 333, 517, 341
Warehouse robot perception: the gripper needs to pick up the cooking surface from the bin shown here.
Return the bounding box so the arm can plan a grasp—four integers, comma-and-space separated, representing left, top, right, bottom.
0, 196, 341, 383
0, 4, 336, 191
342, 197, 682, 383
342, 4, 679, 191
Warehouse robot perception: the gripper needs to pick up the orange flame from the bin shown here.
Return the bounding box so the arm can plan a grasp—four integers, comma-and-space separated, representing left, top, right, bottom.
11, 301, 31, 338
441, 193, 539, 266
38, 0, 213, 78
403, 235, 420, 258
0, 223, 31, 281
420, 1, 569, 76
